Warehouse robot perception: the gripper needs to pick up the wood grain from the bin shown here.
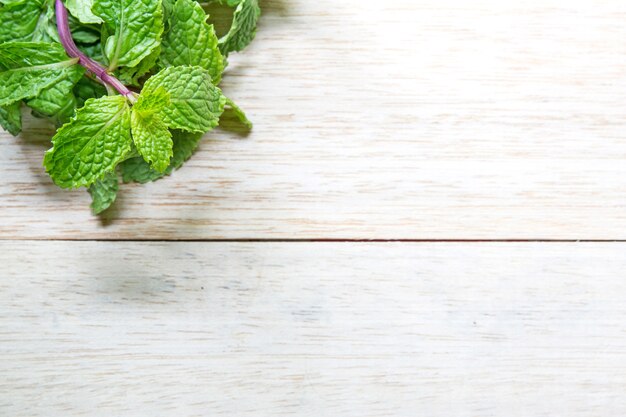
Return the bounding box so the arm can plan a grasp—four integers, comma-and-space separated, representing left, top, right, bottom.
1, 241, 626, 416
3, 0, 626, 239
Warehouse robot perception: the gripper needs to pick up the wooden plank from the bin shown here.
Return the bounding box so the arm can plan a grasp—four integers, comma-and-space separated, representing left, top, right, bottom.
4, 0, 626, 239
1, 241, 626, 416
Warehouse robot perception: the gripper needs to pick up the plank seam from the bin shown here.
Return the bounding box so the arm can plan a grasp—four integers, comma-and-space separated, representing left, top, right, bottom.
1, 239, 625, 243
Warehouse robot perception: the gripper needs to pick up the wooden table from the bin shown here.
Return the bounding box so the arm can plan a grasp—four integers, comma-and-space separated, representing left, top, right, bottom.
2, 0, 626, 415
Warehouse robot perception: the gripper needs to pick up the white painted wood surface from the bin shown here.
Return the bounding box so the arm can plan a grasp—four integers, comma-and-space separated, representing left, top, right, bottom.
1, 242, 626, 416
3, 1, 626, 415
4, 0, 626, 239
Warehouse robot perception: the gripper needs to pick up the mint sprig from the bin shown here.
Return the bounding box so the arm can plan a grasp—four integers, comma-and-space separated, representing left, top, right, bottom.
0, 0, 259, 215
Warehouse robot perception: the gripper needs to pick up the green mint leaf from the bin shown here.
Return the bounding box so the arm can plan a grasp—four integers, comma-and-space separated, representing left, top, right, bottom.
26, 62, 84, 124
70, 29, 99, 44
218, 0, 260, 55
117, 45, 161, 86
160, 0, 224, 84
69, 17, 101, 44
133, 86, 170, 115
73, 76, 107, 108
0, 0, 59, 43
44, 95, 132, 188
131, 88, 173, 173
27, 81, 77, 125
221, 0, 243, 7
223, 96, 252, 129
0, 0, 45, 43
88, 171, 118, 214
0, 42, 82, 107
165, 129, 204, 172
121, 129, 202, 183
32, 0, 59, 43
65, 0, 102, 24
161, 0, 174, 21
119, 155, 162, 184
0, 101, 22, 136
78, 42, 105, 62
142, 65, 226, 133
93, 0, 164, 70
206, 0, 242, 7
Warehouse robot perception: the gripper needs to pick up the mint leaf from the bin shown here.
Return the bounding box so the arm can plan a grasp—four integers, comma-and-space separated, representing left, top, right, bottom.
88, 171, 118, 214
131, 88, 173, 173
161, 0, 175, 21
65, 0, 102, 24
121, 130, 203, 183
0, 0, 59, 43
218, 0, 260, 55
31, 0, 58, 43
0, 0, 45, 43
119, 155, 163, 184
220, 0, 243, 7
26, 62, 84, 124
73, 76, 107, 108
69, 17, 100, 44
142, 65, 226, 133
223, 96, 252, 129
0, 101, 21, 136
118, 45, 161, 86
78, 42, 105, 62
0, 42, 82, 107
168, 130, 204, 171
93, 0, 164, 70
161, 0, 224, 84
27, 81, 77, 124
44, 95, 132, 188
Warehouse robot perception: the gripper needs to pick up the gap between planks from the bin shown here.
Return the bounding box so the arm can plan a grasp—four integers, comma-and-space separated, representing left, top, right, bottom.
1, 238, 625, 243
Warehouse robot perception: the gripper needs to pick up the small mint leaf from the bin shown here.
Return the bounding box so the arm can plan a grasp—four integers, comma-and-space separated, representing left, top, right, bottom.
223, 96, 252, 129
131, 88, 173, 173
160, 0, 224, 84
88, 171, 119, 215
218, 0, 261, 55
142, 65, 226, 133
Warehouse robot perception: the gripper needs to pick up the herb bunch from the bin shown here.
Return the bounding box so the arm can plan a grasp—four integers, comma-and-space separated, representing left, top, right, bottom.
0, 0, 260, 214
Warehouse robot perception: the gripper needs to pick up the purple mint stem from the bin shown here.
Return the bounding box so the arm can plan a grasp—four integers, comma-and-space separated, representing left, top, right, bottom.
55, 0, 136, 102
